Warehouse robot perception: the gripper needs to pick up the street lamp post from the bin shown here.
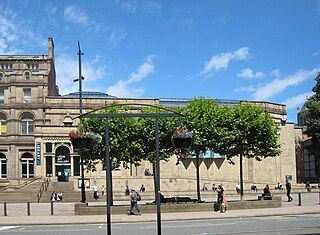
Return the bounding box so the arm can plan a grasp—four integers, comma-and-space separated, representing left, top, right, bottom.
74, 41, 86, 203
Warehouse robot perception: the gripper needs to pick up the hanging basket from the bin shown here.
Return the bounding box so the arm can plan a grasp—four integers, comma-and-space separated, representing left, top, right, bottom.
171, 129, 193, 150
71, 137, 93, 151
69, 131, 101, 152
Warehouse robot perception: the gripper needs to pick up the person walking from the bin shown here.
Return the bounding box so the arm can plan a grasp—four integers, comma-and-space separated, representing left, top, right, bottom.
128, 189, 141, 215
285, 180, 293, 202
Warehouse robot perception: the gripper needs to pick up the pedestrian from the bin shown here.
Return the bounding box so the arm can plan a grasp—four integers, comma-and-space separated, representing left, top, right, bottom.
251, 182, 258, 192
128, 189, 141, 215
216, 185, 228, 212
305, 181, 311, 192
50, 191, 56, 202
125, 185, 130, 195
140, 184, 146, 192
202, 183, 208, 191
212, 183, 217, 192
57, 191, 63, 201
262, 184, 271, 197
285, 180, 293, 202
235, 182, 241, 194
101, 185, 105, 196
92, 184, 99, 200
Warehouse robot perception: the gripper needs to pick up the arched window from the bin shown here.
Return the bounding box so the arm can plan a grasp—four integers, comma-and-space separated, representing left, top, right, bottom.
0, 72, 4, 82
21, 113, 34, 134
0, 153, 7, 179
24, 71, 30, 80
0, 113, 7, 135
21, 153, 34, 178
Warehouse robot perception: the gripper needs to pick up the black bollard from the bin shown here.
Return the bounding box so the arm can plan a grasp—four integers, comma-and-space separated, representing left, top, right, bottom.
51, 201, 54, 215
298, 192, 301, 206
319, 192, 320, 205
27, 202, 31, 216
4, 202, 7, 216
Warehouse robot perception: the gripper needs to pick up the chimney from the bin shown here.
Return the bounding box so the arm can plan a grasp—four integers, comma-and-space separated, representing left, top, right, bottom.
48, 37, 54, 60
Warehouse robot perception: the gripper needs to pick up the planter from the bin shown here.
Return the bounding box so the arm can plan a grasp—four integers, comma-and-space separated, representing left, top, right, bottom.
172, 136, 193, 150
71, 137, 93, 151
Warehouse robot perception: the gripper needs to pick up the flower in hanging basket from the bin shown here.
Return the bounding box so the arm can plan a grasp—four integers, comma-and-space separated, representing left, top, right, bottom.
171, 128, 193, 150
69, 131, 102, 151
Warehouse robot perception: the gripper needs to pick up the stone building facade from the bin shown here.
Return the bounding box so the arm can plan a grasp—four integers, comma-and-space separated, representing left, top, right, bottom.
0, 38, 303, 193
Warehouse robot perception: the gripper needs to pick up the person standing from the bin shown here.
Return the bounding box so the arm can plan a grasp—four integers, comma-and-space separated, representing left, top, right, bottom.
92, 184, 99, 200
128, 189, 141, 215
101, 185, 105, 196
285, 180, 293, 202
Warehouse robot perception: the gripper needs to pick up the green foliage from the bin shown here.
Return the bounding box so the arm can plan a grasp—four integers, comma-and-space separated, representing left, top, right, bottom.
301, 73, 320, 156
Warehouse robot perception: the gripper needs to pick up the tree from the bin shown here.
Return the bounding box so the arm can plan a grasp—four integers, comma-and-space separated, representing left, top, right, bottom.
214, 103, 281, 199
301, 73, 320, 158
80, 104, 180, 203
182, 97, 222, 202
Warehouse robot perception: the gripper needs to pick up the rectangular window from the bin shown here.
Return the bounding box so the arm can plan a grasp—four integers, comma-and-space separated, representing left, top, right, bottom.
73, 156, 80, 176
46, 156, 53, 177
23, 88, 31, 103
0, 121, 7, 135
46, 143, 53, 153
0, 89, 4, 104
0, 159, 7, 178
21, 119, 34, 134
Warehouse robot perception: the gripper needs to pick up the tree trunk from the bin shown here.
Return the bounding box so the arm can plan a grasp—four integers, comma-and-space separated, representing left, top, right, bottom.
196, 154, 201, 202
240, 153, 244, 200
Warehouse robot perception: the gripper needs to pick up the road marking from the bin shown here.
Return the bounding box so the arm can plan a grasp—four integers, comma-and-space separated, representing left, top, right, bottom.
0, 226, 18, 231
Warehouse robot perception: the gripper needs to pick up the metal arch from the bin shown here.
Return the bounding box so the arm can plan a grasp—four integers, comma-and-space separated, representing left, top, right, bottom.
72, 102, 185, 120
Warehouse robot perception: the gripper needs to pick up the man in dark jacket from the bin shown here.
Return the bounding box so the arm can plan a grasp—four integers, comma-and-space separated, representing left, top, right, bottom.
286, 180, 293, 202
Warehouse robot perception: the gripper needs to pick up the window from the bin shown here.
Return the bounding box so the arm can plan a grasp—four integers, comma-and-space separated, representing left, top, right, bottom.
21, 153, 34, 178
23, 88, 31, 103
25, 71, 30, 80
46, 143, 53, 153
0, 89, 4, 104
46, 156, 53, 177
0, 113, 7, 135
21, 113, 34, 135
0, 72, 3, 82
0, 153, 7, 179
73, 156, 80, 176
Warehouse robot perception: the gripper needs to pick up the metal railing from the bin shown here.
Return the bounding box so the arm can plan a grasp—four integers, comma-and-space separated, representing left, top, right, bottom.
0, 177, 41, 191
37, 178, 50, 203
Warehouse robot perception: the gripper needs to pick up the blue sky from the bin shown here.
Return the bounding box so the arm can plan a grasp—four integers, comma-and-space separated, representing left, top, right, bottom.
0, 1, 320, 123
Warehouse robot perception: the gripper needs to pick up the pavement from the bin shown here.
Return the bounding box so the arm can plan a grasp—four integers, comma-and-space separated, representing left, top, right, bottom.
0, 192, 319, 226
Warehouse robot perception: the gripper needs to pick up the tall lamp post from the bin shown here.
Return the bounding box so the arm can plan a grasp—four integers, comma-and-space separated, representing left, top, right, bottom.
74, 41, 86, 203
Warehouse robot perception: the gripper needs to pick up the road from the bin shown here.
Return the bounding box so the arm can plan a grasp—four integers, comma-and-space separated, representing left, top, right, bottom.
0, 214, 320, 235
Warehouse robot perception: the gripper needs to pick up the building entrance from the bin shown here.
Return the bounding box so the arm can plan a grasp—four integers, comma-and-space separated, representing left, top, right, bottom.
55, 146, 71, 182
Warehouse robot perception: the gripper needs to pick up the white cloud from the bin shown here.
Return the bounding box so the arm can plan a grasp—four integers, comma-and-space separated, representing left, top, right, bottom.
200, 47, 249, 76
56, 55, 107, 95
107, 56, 155, 97
237, 68, 265, 79
0, 6, 20, 54
233, 85, 255, 93
282, 92, 314, 109
253, 68, 319, 100
118, 0, 138, 13
64, 6, 88, 25
108, 28, 127, 45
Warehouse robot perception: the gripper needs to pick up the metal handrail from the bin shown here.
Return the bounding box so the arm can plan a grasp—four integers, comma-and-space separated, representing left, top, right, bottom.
0, 176, 41, 191
37, 178, 50, 203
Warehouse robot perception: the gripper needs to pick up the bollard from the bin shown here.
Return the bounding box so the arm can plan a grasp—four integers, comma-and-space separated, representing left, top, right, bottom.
4, 202, 7, 216
319, 192, 320, 205
298, 192, 301, 206
51, 201, 54, 215
27, 202, 31, 216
